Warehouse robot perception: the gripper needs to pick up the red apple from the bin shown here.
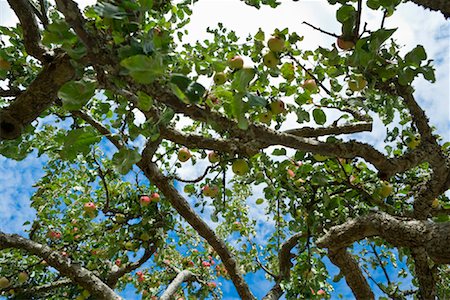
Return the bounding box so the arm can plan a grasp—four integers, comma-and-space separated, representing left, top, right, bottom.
178, 148, 191, 162
115, 259, 122, 267
140, 195, 151, 206
337, 37, 355, 50
150, 192, 160, 202
202, 185, 219, 198
287, 169, 295, 178
202, 261, 211, 267
208, 281, 217, 288
228, 55, 244, 69
208, 151, 220, 163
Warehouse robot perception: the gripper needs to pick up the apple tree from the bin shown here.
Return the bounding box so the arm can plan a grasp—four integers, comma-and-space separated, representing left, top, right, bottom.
0, 0, 449, 299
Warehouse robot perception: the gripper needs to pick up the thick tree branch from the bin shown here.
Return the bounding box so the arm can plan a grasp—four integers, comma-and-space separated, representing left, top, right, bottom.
13, 279, 72, 298
411, 248, 436, 299
0, 231, 122, 300
0, 54, 75, 140
160, 270, 195, 300
316, 211, 450, 264
6, 0, 48, 61
328, 248, 374, 299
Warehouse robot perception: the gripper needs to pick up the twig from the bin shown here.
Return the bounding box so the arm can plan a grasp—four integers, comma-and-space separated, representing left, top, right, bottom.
302, 21, 339, 38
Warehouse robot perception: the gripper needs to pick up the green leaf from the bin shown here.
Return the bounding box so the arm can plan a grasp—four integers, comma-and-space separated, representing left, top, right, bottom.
336, 5, 356, 24
232, 93, 248, 130
405, 45, 427, 66
120, 54, 164, 84
112, 148, 142, 175
185, 82, 206, 103
256, 198, 264, 205
369, 28, 396, 51
159, 108, 175, 126
137, 91, 153, 111
170, 74, 192, 91
58, 80, 96, 111
60, 128, 101, 161
94, 2, 128, 19
313, 108, 326, 125
246, 93, 267, 107
272, 148, 286, 156
254, 28, 265, 41
231, 68, 256, 92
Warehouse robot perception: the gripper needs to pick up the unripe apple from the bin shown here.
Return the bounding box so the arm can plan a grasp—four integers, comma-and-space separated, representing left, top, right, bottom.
432, 198, 439, 208
348, 76, 367, 92
213, 72, 227, 85
232, 159, 249, 175
150, 192, 160, 202
178, 148, 191, 162
263, 51, 279, 68
337, 37, 355, 50
202, 185, 219, 198
140, 232, 151, 241
140, 195, 151, 206
0, 58, 11, 71
0, 277, 10, 288
124, 241, 135, 251
17, 272, 28, 284
258, 111, 272, 125
407, 135, 420, 150
208, 151, 220, 163
270, 100, 285, 115
228, 55, 244, 69
83, 202, 96, 213
379, 181, 393, 198
267, 36, 285, 52
302, 79, 318, 92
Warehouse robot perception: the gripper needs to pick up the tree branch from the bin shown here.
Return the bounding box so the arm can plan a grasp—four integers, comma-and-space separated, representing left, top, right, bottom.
407, 0, 450, 19
6, 0, 48, 61
160, 270, 195, 300
0, 231, 122, 300
283, 122, 372, 137
411, 248, 436, 299
0, 54, 75, 140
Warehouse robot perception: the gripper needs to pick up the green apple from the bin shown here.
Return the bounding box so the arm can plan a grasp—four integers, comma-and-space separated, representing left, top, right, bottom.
263, 51, 279, 68
124, 241, 135, 251
270, 100, 285, 115
213, 72, 227, 85
0, 277, 10, 288
431, 198, 439, 208
208, 151, 220, 163
17, 272, 28, 284
258, 111, 272, 125
337, 37, 355, 50
202, 185, 219, 198
140, 232, 151, 241
228, 55, 244, 69
268, 36, 285, 52
178, 148, 191, 162
302, 79, 318, 92
348, 76, 367, 92
232, 159, 249, 175
115, 213, 126, 223
379, 181, 393, 198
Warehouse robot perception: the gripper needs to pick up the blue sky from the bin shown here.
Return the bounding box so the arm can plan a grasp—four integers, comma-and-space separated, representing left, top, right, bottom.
1, 0, 449, 299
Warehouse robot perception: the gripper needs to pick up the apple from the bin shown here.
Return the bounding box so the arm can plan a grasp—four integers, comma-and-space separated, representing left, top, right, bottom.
208, 151, 220, 163
178, 148, 191, 162
47, 230, 61, 240
258, 111, 272, 125
140, 232, 151, 241
268, 36, 285, 52
213, 72, 227, 85
287, 169, 295, 178
83, 202, 96, 213
337, 37, 355, 50
302, 79, 318, 92
317, 289, 326, 296
348, 76, 367, 92
228, 55, 244, 69
140, 195, 151, 206
115, 213, 126, 223
232, 159, 249, 175
202, 261, 211, 267
208, 282, 217, 288
0, 58, 11, 71
124, 241, 135, 251
270, 100, 285, 115
17, 272, 28, 284
0, 277, 10, 288
150, 192, 160, 202
202, 185, 219, 198
313, 154, 328, 162
263, 51, 279, 68
432, 198, 439, 208
379, 181, 393, 198
115, 259, 122, 267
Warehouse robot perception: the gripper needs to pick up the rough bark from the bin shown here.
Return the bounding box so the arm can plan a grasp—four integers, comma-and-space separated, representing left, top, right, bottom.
0, 231, 122, 300
328, 249, 375, 300
0, 54, 75, 140
411, 248, 436, 299
317, 211, 450, 264
408, 0, 450, 18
